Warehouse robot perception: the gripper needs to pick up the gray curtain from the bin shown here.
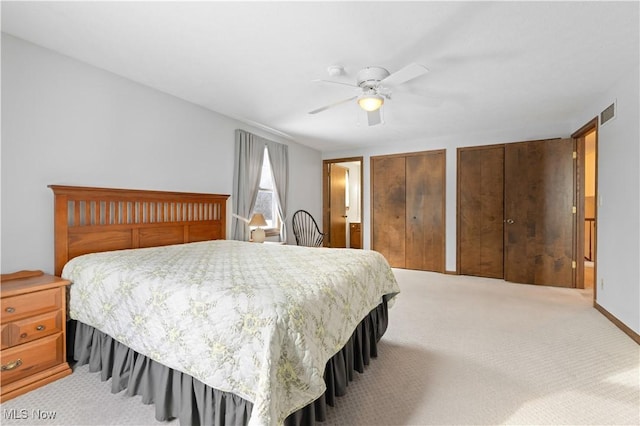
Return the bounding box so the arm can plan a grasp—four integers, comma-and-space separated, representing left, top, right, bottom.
232, 130, 265, 241
266, 141, 289, 242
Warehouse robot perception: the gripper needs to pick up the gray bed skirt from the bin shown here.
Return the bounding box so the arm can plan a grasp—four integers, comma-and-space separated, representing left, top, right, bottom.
73, 296, 390, 426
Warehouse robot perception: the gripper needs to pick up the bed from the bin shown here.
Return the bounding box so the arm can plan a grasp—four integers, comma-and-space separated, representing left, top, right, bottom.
50, 185, 400, 426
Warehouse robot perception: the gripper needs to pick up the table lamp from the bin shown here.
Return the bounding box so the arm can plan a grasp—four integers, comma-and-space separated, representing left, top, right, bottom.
249, 213, 268, 243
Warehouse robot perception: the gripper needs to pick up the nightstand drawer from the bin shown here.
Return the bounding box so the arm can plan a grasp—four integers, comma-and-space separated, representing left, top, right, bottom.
1, 333, 64, 386
1, 288, 61, 322
2, 310, 62, 348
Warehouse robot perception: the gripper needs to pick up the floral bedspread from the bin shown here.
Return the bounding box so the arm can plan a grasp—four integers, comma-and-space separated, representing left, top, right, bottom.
62, 240, 399, 425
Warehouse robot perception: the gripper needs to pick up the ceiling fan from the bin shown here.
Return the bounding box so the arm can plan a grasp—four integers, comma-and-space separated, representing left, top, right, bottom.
309, 63, 429, 126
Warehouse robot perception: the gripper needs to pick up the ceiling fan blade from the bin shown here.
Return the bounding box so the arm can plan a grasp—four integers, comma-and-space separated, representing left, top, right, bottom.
308, 96, 358, 115
367, 109, 382, 126
312, 79, 359, 88
381, 63, 429, 86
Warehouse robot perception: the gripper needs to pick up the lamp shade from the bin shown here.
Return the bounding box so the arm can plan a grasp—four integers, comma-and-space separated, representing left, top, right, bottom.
249, 213, 268, 227
357, 93, 384, 112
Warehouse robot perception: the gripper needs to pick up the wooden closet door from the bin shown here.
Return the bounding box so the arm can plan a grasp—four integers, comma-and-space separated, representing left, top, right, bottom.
504, 138, 575, 287
372, 156, 406, 267
457, 146, 504, 278
406, 151, 445, 272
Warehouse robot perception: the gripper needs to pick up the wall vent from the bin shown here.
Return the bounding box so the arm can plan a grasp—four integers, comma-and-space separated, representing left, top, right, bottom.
600, 100, 616, 126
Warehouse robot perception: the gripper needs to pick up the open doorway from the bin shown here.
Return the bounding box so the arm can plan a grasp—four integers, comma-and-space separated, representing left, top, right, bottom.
583, 130, 597, 289
573, 118, 598, 294
322, 157, 363, 248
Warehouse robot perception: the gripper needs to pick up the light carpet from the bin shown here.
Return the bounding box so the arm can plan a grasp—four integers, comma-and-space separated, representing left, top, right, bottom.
1, 269, 638, 425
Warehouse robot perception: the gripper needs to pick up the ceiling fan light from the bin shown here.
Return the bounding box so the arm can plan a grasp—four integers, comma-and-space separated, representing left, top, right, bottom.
358, 94, 384, 112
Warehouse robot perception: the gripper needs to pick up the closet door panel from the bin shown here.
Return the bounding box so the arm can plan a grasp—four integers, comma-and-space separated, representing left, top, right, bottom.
406, 152, 445, 272
372, 156, 406, 268
504, 138, 574, 287
457, 146, 504, 278
405, 155, 427, 270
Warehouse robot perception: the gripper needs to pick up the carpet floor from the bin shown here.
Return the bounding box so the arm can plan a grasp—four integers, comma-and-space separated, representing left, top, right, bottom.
1, 269, 638, 425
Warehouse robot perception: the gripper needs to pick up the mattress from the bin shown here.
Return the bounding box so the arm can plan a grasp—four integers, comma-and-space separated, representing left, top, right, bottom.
62, 240, 400, 425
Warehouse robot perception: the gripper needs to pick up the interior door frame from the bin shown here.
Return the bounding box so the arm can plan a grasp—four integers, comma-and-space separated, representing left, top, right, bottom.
572, 117, 599, 296
322, 157, 364, 248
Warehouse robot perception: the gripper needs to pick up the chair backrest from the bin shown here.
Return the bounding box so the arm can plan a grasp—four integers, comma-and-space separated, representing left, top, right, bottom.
292, 210, 324, 247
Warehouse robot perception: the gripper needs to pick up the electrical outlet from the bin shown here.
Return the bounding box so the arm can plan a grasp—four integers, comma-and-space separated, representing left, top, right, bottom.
600, 278, 604, 290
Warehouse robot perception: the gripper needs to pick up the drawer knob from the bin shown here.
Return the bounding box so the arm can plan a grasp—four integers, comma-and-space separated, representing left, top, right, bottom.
1, 359, 23, 371
36, 325, 45, 331
5, 307, 15, 313
20, 333, 27, 339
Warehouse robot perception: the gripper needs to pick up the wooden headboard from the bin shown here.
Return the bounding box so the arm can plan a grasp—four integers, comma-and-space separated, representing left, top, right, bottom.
49, 185, 229, 276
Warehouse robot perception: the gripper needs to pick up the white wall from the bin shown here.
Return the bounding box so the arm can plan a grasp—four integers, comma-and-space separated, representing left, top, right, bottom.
285, 141, 322, 240
573, 65, 639, 334
1, 34, 322, 274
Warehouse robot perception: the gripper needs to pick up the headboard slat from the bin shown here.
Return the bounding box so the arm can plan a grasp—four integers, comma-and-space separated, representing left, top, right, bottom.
50, 185, 229, 276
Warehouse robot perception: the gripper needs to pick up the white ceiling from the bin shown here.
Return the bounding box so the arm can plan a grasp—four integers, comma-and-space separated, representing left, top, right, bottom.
2, 1, 638, 152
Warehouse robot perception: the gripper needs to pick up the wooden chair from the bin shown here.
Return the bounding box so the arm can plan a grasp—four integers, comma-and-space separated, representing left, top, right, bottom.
292, 210, 324, 247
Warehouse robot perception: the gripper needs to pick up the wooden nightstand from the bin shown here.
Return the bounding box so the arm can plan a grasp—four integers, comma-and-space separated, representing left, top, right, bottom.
0, 271, 72, 402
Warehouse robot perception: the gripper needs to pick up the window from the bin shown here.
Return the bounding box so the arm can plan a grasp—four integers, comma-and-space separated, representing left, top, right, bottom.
252, 147, 280, 232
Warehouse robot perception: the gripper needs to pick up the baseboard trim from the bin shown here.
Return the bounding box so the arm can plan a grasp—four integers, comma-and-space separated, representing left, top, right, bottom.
445, 270, 457, 275
594, 302, 640, 345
